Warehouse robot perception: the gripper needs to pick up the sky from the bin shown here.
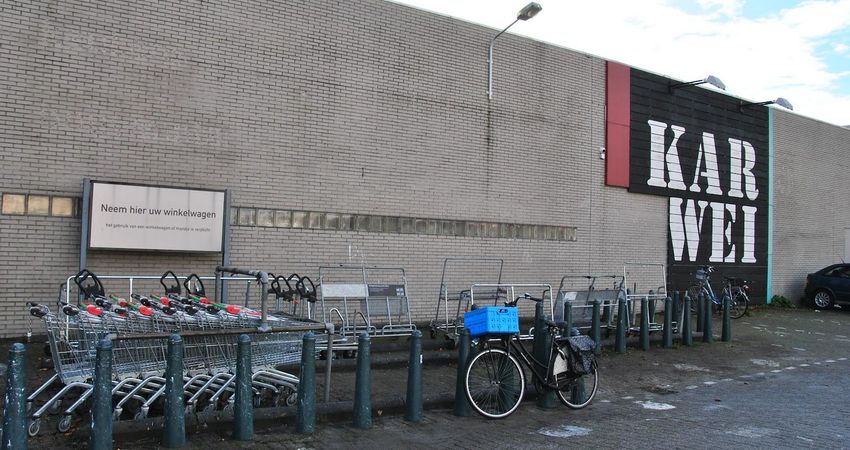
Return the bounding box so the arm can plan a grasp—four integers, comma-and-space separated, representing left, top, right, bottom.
390, 0, 850, 127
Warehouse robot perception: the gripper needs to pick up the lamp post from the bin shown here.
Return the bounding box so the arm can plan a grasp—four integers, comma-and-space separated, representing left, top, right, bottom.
739, 97, 793, 112
668, 75, 726, 93
487, 2, 542, 100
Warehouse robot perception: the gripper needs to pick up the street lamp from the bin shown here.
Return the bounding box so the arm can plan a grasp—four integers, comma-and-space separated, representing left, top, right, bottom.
739, 97, 794, 112
487, 2, 542, 100
668, 75, 726, 93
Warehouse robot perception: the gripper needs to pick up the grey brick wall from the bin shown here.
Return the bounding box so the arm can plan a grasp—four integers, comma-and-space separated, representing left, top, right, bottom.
771, 110, 850, 304
0, 0, 668, 337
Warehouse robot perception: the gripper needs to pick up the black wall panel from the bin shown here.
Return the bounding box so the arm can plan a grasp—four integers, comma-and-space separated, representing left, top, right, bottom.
628, 69, 768, 301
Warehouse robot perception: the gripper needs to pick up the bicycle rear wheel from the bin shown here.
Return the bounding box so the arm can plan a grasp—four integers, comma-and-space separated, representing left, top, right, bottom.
464, 347, 525, 419
730, 289, 749, 319
554, 359, 598, 409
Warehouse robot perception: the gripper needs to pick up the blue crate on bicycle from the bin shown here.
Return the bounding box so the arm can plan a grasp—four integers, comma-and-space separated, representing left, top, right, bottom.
464, 306, 519, 338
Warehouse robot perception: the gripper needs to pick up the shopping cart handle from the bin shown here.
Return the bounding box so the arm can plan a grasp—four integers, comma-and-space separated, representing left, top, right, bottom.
62, 305, 79, 316
29, 304, 49, 318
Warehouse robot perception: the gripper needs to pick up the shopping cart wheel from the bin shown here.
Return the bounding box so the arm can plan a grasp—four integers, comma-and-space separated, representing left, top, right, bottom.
286, 393, 297, 407
201, 403, 217, 415
133, 410, 148, 421
57, 415, 72, 433
28, 419, 40, 437
112, 408, 122, 421
222, 402, 234, 414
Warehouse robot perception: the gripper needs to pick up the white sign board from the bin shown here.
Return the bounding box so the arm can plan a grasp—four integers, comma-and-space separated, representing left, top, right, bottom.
89, 182, 225, 252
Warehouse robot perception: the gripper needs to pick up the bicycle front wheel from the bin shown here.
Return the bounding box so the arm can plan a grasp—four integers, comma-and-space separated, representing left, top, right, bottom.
555, 359, 599, 409
730, 289, 749, 319
686, 284, 703, 312
464, 347, 525, 419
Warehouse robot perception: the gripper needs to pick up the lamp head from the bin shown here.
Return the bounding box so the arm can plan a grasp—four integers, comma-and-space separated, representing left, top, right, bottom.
517, 2, 542, 21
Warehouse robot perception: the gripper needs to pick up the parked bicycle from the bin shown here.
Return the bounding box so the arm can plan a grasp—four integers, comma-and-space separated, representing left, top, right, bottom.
463, 293, 598, 419
685, 265, 750, 319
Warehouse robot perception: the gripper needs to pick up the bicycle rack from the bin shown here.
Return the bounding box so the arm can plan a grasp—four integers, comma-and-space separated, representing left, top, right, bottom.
316, 264, 417, 339
555, 274, 626, 331
623, 262, 670, 333
429, 257, 504, 346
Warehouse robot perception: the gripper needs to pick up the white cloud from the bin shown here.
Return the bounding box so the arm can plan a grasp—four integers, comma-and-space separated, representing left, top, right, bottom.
390, 0, 850, 126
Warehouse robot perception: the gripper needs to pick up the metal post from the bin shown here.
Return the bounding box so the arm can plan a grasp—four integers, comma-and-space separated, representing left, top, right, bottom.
2, 343, 27, 450
353, 333, 372, 429
662, 297, 673, 349
324, 324, 335, 403
405, 330, 423, 422
232, 334, 253, 441
220, 188, 232, 303
453, 328, 472, 417
296, 333, 316, 434
639, 297, 650, 351
703, 293, 713, 343
163, 334, 186, 448
722, 294, 732, 342
682, 294, 693, 347
89, 339, 113, 450
79, 178, 92, 272
615, 298, 627, 353
590, 300, 601, 355
533, 302, 555, 408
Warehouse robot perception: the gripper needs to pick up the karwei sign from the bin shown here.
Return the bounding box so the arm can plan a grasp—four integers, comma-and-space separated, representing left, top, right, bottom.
627, 69, 768, 297
89, 182, 225, 252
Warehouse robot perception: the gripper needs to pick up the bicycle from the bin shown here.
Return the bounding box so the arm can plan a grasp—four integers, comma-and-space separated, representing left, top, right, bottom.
463, 293, 599, 419
685, 265, 750, 319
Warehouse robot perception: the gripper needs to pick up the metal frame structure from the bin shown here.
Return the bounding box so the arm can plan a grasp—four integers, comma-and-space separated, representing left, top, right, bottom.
430, 258, 504, 345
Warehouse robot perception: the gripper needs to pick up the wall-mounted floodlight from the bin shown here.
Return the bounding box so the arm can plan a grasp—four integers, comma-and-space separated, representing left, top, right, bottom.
668, 75, 726, 93
487, 2, 543, 100
739, 97, 794, 112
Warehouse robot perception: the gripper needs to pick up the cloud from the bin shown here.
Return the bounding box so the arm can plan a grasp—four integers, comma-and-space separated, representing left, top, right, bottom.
390, 0, 850, 126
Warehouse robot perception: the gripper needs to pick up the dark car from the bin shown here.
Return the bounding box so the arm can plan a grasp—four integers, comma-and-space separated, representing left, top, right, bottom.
805, 264, 850, 309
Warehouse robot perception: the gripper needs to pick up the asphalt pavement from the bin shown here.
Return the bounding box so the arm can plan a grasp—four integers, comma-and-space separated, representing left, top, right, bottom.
19, 307, 850, 449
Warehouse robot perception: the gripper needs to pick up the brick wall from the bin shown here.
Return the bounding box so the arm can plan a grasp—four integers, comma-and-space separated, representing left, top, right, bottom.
0, 0, 668, 337
771, 111, 850, 304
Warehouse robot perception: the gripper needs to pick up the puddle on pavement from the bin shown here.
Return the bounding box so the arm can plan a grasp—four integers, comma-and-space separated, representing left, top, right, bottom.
537, 425, 592, 438
635, 400, 675, 410
726, 426, 780, 438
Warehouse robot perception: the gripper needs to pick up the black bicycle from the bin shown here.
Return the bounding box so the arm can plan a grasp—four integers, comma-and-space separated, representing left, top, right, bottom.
463, 293, 599, 419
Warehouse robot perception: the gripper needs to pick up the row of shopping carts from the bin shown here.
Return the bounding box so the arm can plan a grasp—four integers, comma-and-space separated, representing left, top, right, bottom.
25, 269, 328, 437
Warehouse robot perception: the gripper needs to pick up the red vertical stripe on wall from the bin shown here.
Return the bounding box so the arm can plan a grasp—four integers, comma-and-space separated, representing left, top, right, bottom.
605, 61, 630, 187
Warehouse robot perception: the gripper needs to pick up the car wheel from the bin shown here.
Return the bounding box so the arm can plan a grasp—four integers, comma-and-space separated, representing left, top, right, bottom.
813, 290, 834, 309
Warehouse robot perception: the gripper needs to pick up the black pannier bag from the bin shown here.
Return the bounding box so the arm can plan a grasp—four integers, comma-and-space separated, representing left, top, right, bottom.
567, 335, 596, 375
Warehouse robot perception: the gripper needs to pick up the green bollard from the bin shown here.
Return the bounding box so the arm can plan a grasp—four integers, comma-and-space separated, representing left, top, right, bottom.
2, 343, 27, 450
163, 334, 186, 448
453, 328, 472, 417
639, 298, 650, 351
615, 298, 627, 354
533, 302, 555, 408
682, 294, 693, 346
590, 300, 601, 355
696, 292, 704, 333
570, 378, 586, 406
233, 334, 253, 441
672, 291, 680, 333
722, 294, 732, 342
703, 293, 713, 343
662, 297, 673, 349
405, 330, 423, 422
296, 332, 316, 434
353, 333, 372, 429
89, 338, 113, 450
